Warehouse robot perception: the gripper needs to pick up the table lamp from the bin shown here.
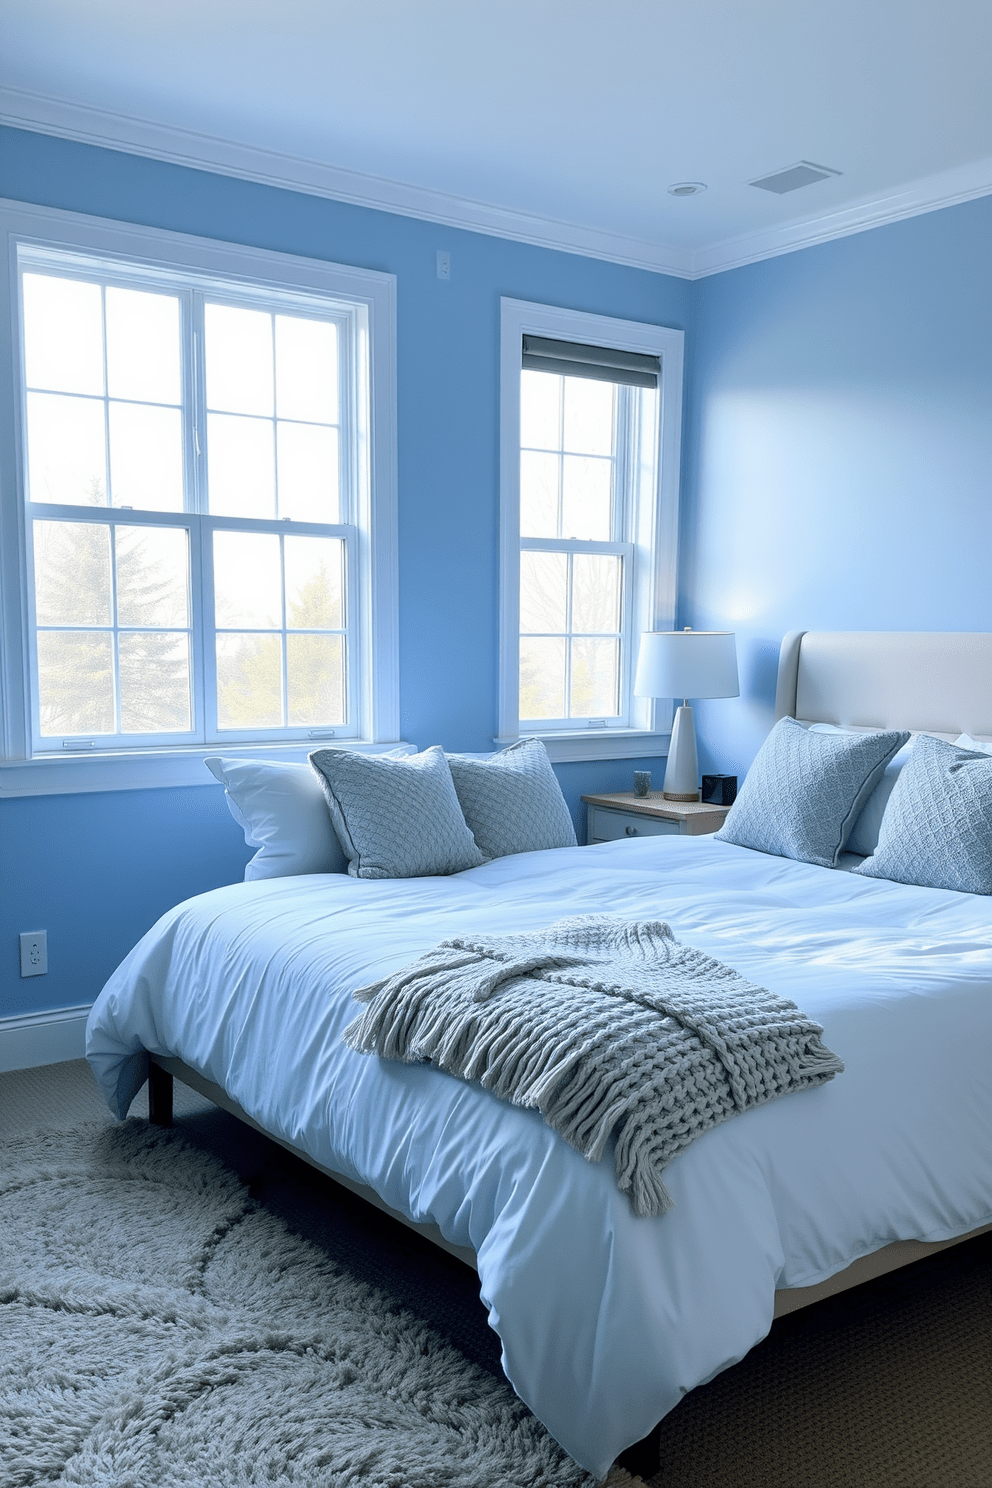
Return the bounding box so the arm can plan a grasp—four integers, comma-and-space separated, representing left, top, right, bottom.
634, 629, 739, 800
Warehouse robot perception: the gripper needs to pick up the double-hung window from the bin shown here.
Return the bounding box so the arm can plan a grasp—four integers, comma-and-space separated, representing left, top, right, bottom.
499, 300, 684, 760
0, 203, 399, 786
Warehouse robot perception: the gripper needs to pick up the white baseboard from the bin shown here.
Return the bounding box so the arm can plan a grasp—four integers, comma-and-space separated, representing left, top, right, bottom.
0, 1004, 92, 1073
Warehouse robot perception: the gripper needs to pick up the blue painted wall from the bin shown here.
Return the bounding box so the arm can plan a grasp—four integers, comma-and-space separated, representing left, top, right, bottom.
0, 126, 690, 1019
5, 129, 990, 1025
683, 195, 992, 781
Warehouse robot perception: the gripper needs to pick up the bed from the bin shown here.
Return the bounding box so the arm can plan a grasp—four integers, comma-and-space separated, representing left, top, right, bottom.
86, 631, 992, 1479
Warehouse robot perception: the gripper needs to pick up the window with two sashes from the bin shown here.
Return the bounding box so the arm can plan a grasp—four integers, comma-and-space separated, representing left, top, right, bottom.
499, 299, 684, 760
1, 204, 397, 777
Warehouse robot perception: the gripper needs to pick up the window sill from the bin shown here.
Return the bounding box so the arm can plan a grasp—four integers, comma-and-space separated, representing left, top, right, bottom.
0, 740, 415, 797
494, 731, 671, 764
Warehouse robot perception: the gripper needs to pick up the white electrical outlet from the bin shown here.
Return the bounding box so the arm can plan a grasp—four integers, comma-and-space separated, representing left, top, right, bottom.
19, 930, 47, 977
436, 250, 451, 281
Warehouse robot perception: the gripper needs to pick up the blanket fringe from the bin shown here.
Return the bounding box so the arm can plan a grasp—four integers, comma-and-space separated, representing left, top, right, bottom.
344, 916, 843, 1218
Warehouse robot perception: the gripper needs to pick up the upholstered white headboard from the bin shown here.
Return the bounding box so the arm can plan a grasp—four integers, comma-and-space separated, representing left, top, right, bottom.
774, 631, 992, 739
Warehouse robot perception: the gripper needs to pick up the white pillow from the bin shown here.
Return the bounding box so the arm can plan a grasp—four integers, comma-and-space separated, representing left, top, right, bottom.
807, 725, 914, 857
204, 756, 347, 880
955, 733, 992, 754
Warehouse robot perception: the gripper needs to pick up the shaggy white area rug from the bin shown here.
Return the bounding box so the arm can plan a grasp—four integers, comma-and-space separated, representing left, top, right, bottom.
0, 1121, 640, 1488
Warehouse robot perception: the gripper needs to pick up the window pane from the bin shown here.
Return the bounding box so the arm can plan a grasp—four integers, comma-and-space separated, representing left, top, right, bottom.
520, 551, 567, 634
27, 392, 107, 506
34, 521, 112, 626
277, 422, 339, 522
520, 370, 560, 450
570, 637, 619, 718
119, 632, 191, 732
22, 274, 104, 396
109, 403, 184, 512
275, 315, 338, 423
207, 413, 276, 518
561, 455, 611, 539
287, 633, 344, 726
216, 633, 282, 728
520, 451, 559, 538
205, 303, 273, 416
37, 630, 114, 734
520, 636, 565, 720
116, 526, 189, 628
214, 531, 281, 628
563, 376, 614, 457
572, 554, 621, 633
105, 287, 181, 404
285, 536, 343, 630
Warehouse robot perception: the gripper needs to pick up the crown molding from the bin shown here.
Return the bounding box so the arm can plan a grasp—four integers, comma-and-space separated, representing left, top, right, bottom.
691, 155, 992, 277
0, 85, 695, 279
3, 85, 990, 283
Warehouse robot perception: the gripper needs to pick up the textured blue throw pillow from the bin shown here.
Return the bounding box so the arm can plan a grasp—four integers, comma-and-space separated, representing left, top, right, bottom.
309, 745, 485, 879
715, 716, 909, 868
853, 734, 992, 893
447, 739, 577, 859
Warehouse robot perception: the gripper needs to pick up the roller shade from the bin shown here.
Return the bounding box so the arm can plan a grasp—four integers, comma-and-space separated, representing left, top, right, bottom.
522, 334, 659, 389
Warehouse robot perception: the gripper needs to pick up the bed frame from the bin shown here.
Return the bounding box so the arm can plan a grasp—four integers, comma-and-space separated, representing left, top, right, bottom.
149, 630, 992, 1319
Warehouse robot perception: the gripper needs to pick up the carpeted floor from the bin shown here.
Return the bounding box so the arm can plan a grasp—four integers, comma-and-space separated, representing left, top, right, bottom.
2, 1060, 990, 1487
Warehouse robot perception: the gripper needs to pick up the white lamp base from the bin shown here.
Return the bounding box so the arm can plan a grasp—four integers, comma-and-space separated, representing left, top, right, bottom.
663, 704, 700, 801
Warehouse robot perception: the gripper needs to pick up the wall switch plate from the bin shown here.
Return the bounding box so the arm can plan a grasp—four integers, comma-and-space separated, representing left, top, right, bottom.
19, 930, 47, 977
436, 250, 451, 280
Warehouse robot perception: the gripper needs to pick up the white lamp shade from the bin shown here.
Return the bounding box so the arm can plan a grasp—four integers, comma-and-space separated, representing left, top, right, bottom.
634, 630, 739, 700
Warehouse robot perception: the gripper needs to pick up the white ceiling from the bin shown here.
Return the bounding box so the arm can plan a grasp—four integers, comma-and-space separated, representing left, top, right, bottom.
3, 0, 991, 277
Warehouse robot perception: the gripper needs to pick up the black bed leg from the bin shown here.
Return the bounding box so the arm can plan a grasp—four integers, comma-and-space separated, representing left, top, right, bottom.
147, 1062, 174, 1127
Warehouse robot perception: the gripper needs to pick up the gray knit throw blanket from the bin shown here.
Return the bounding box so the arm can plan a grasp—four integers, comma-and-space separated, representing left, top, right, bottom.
344, 915, 844, 1217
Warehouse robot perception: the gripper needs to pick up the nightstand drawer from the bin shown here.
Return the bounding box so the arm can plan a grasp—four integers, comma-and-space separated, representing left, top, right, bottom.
588, 806, 680, 843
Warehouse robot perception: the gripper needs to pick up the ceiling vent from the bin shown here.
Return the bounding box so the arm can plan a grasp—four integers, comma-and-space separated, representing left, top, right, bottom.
750, 161, 841, 194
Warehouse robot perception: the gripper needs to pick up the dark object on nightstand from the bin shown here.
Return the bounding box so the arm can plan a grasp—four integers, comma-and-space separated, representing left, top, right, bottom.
702, 774, 737, 806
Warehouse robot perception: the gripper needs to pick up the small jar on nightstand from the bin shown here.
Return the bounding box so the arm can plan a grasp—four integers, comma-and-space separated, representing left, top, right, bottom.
581, 791, 731, 844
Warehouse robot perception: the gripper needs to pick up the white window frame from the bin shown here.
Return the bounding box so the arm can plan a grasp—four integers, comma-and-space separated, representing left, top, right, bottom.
0, 200, 402, 795
498, 298, 683, 762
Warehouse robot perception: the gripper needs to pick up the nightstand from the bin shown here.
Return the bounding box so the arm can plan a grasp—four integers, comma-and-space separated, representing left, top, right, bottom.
581, 791, 731, 844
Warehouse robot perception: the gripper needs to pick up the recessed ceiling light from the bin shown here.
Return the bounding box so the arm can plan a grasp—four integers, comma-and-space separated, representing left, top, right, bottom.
667, 182, 707, 197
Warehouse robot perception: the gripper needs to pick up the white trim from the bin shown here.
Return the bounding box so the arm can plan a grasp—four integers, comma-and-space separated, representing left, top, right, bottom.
0, 199, 400, 787
0, 1003, 91, 1071
498, 299, 682, 752
0, 86, 694, 280
496, 730, 671, 764
3, 88, 991, 281
0, 738, 415, 797
693, 156, 992, 278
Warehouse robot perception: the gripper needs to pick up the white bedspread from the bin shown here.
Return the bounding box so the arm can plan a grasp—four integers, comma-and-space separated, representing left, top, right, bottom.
86, 836, 992, 1478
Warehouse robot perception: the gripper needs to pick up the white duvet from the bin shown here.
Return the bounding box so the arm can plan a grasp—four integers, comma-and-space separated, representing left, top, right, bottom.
87, 835, 992, 1478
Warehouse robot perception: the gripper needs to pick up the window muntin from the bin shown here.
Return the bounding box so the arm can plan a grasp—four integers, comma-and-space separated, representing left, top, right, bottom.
520, 371, 616, 541
23, 274, 185, 512
33, 519, 193, 737
212, 530, 346, 731
204, 302, 341, 522
17, 254, 360, 752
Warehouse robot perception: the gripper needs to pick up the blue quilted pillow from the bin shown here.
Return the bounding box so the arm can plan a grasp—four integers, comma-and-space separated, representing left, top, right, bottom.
309, 745, 485, 879
715, 716, 909, 868
853, 734, 992, 893
447, 739, 577, 859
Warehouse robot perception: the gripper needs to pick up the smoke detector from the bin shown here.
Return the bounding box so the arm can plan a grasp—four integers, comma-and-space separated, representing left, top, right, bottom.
750, 161, 841, 194
667, 182, 707, 197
